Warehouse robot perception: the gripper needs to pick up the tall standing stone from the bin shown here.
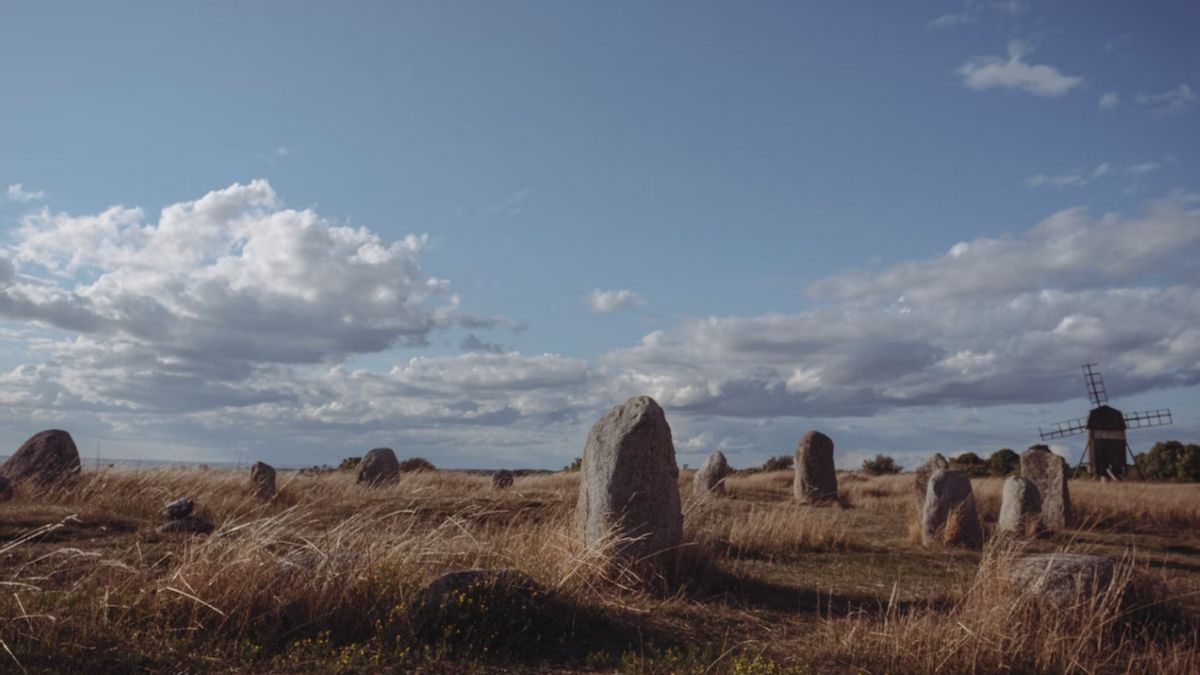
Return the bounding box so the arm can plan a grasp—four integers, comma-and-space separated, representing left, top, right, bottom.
577, 396, 682, 578
921, 469, 983, 548
914, 453, 950, 506
250, 461, 277, 500
2, 430, 81, 488
793, 430, 837, 504
357, 447, 400, 486
693, 451, 732, 497
997, 476, 1042, 535
1020, 446, 1072, 530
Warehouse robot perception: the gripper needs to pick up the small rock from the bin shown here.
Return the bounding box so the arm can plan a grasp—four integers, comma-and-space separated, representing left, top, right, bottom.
1020, 446, 1072, 530
164, 496, 194, 520
492, 469, 514, 489
356, 447, 400, 486
1008, 553, 1115, 606
794, 430, 837, 504
997, 476, 1042, 535
250, 461, 277, 499
693, 451, 732, 497
2, 430, 81, 488
159, 515, 214, 535
913, 453, 950, 506
921, 469, 983, 548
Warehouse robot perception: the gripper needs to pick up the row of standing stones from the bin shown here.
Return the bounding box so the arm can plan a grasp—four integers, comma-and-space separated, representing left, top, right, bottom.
0, 402, 1114, 612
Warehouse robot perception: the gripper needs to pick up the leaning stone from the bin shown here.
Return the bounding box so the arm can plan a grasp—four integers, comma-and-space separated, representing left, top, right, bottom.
0, 475, 11, 501
1008, 553, 1115, 606
997, 476, 1042, 535
2, 430, 81, 488
921, 469, 983, 548
793, 431, 837, 503
250, 461, 277, 499
577, 396, 682, 579
914, 453, 950, 506
693, 451, 732, 497
356, 447, 400, 486
492, 469, 515, 489
1020, 446, 1072, 530
159, 515, 214, 535
164, 496, 194, 520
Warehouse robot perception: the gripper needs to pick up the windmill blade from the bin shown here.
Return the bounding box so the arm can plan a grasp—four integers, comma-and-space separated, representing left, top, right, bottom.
1039, 417, 1087, 440
1123, 409, 1173, 429
1082, 363, 1109, 407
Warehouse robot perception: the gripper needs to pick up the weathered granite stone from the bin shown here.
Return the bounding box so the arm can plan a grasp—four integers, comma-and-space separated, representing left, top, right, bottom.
164, 496, 194, 520
921, 469, 983, 548
1020, 446, 1072, 530
997, 476, 1042, 535
250, 461, 277, 500
357, 447, 400, 486
577, 396, 682, 577
2, 430, 81, 488
793, 431, 837, 504
1008, 553, 1115, 606
693, 451, 732, 497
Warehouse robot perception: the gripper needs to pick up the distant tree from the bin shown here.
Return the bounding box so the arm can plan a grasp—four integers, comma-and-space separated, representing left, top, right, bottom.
861, 454, 902, 476
1177, 444, 1200, 482
564, 457, 583, 472
398, 457, 435, 473
950, 452, 988, 477
1139, 441, 1183, 481
762, 455, 794, 472
987, 449, 1020, 477
338, 456, 362, 471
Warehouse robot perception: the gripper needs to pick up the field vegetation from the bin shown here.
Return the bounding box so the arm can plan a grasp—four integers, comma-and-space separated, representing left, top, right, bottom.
1, 465, 1199, 673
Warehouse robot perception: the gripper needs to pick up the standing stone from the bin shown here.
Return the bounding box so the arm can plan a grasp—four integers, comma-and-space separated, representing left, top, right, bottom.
0, 475, 11, 501
914, 453, 950, 506
997, 476, 1042, 535
250, 461, 277, 500
492, 469, 515, 489
793, 431, 837, 504
2, 430, 81, 487
356, 447, 400, 486
1020, 446, 1072, 530
693, 451, 732, 497
921, 469, 983, 548
577, 396, 682, 578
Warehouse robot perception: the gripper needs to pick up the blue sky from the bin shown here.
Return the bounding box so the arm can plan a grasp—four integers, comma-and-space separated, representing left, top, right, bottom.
1, 1, 1197, 469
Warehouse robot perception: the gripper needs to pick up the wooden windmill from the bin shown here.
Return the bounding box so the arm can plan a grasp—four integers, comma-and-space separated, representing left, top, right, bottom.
1038, 363, 1173, 479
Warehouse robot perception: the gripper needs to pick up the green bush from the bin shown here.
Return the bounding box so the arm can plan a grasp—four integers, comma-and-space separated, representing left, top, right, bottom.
1135, 441, 1200, 481
762, 454, 794, 472
337, 456, 361, 471
950, 452, 988, 477
861, 454, 902, 475
563, 457, 582, 472
398, 457, 436, 473
986, 448, 1020, 476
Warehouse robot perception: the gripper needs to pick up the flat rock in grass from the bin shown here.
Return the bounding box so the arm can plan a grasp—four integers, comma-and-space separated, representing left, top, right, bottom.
159, 515, 214, 535
997, 476, 1042, 535
356, 447, 400, 486
577, 396, 682, 578
2, 429, 81, 488
1008, 553, 1115, 606
250, 461, 277, 499
0, 475, 11, 501
164, 496, 194, 520
913, 453, 950, 506
492, 469, 514, 489
693, 451, 732, 497
793, 430, 837, 504
921, 469, 983, 548
1020, 446, 1072, 530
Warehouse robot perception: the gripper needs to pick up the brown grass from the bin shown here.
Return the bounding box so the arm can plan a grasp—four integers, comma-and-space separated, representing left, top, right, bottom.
1, 467, 1198, 673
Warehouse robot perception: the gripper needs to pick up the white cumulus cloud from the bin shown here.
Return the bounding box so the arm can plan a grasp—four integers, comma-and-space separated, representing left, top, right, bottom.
958, 40, 1082, 97
589, 288, 646, 313
6, 184, 45, 203
1137, 84, 1197, 115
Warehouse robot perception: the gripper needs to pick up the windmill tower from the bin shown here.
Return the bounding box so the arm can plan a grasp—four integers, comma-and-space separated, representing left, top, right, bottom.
1038, 364, 1173, 479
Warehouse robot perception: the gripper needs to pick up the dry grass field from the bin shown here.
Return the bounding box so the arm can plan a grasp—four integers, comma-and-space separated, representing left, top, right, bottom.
2, 467, 1200, 673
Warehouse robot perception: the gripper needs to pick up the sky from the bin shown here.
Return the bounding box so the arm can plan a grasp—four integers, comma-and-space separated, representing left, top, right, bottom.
0, 1, 1197, 470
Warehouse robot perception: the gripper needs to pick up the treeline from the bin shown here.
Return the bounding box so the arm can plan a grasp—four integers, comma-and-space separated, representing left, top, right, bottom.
1134, 441, 1200, 481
